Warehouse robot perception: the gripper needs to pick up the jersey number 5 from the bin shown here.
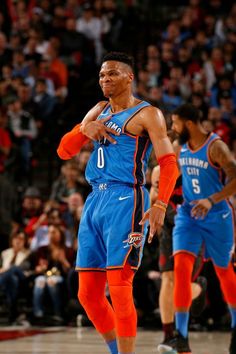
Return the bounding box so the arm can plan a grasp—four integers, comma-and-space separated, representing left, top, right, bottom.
192, 178, 200, 194
97, 147, 105, 168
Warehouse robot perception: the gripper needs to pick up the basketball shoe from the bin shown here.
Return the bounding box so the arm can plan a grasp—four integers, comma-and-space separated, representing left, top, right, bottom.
157, 336, 177, 353
165, 331, 191, 354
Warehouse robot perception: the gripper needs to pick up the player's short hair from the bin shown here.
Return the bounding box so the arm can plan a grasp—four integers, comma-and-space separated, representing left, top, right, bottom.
173, 104, 201, 123
102, 52, 134, 71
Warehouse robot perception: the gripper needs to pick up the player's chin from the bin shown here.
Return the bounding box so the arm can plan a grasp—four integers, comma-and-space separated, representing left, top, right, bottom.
102, 89, 113, 98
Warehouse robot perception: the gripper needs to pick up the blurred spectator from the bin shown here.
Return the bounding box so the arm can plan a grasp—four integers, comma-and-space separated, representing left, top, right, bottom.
60, 17, 93, 66
208, 107, 231, 144
0, 230, 30, 322
7, 96, 37, 178
0, 108, 12, 174
30, 204, 73, 251
210, 74, 236, 110
0, 32, 12, 71
23, 224, 73, 323
76, 2, 110, 64
12, 51, 30, 79
0, 174, 16, 252
33, 78, 56, 124
62, 192, 84, 241
50, 160, 87, 203
17, 186, 43, 230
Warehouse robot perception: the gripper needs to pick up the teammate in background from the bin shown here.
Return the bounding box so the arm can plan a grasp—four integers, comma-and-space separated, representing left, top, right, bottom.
150, 166, 207, 354
57, 52, 179, 354
169, 103, 236, 354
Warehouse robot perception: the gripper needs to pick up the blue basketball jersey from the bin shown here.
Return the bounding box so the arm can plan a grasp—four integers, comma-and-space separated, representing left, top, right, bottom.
85, 101, 152, 185
179, 133, 228, 211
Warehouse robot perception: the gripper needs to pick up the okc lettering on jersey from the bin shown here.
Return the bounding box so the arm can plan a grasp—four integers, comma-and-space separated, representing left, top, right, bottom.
99, 120, 122, 146
104, 120, 122, 134
179, 157, 208, 176
123, 233, 144, 249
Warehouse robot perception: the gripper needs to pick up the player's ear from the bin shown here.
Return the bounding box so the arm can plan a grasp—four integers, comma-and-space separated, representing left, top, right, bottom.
186, 120, 193, 129
128, 72, 134, 83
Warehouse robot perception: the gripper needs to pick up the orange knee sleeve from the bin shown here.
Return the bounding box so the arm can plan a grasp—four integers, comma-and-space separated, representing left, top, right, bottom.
174, 253, 195, 309
215, 264, 236, 306
78, 272, 115, 334
107, 263, 137, 337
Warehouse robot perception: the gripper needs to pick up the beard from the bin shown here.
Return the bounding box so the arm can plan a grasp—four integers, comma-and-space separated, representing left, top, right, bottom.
177, 126, 190, 145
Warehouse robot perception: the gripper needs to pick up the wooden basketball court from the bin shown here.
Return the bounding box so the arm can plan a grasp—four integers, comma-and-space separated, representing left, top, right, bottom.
0, 326, 231, 353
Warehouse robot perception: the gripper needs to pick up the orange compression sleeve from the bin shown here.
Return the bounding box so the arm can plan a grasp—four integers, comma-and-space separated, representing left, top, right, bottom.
157, 153, 179, 205
57, 123, 89, 160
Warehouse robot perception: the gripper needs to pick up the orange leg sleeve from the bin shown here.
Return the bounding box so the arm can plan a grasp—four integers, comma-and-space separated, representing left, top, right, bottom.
78, 271, 115, 334
174, 253, 195, 310
107, 263, 137, 337
215, 264, 236, 306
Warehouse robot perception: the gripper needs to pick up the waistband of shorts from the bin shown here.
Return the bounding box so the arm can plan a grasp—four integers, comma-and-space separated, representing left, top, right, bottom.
91, 182, 141, 191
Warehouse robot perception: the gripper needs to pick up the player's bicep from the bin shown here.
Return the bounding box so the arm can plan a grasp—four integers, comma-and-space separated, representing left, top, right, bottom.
210, 140, 236, 181
145, 108, 174, 159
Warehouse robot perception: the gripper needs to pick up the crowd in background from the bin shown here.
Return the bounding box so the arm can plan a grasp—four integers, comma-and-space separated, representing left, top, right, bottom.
0, 0, 236, 328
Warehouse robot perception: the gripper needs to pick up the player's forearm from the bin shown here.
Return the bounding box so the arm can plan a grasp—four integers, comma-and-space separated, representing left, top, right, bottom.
156, 153, 179, 206
210, 178, 236, 204
57, 124, 89, 160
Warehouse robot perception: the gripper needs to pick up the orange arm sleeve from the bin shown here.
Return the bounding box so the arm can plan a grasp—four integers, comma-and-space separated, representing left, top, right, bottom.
157, 153, 179, 205
57, 124, 90, 160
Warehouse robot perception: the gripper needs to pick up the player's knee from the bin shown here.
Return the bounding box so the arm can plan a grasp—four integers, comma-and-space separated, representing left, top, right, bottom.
109, 285, 134, 319
162, 271, 174, 287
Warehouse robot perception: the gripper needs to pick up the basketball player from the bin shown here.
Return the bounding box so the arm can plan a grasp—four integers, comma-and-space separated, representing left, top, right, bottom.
150, 166, 207, 354
57, 52, 179, 354
169, 104, 236, 354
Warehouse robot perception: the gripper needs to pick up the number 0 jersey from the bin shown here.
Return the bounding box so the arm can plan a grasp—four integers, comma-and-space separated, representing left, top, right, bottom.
179, 132, 228, 211
85, 101, 152, 185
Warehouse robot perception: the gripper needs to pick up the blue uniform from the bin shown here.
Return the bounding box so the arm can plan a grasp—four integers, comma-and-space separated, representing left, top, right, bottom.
173, 133, 234, 267
76, 101, 152, 271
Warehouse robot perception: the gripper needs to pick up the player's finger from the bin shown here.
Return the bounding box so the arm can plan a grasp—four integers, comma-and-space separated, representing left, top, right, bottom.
103, 132, 117, 144
190, 200, 197, 205
148, 225, 157, 243
105, 126, 120, 136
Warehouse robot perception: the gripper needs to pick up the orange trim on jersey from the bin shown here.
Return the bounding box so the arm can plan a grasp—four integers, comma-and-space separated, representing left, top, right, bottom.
206, 137, 221, 170
173, 250, 197, 258
187, 132, 214, 154
132, 137, 139, 185
76, 267, 106, 272
140, 140, 150, 185
106, 246, 133, 270
131, 185, 137, 231
122, 102, 145, 134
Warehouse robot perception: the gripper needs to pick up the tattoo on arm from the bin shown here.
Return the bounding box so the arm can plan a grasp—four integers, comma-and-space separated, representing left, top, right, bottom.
210, 140, 236, 181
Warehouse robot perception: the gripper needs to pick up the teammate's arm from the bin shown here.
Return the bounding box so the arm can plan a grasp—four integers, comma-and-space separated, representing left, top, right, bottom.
57, 101, 119, 159
209, 140, 236, 202
139, 107, 179, 242
191, 139, 236, 218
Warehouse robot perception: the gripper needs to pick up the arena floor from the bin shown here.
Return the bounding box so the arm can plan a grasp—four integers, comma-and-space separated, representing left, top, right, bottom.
0, 326, 231, 354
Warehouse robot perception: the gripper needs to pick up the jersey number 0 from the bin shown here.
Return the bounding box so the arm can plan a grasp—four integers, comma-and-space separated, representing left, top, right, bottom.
97, 147, 105, 168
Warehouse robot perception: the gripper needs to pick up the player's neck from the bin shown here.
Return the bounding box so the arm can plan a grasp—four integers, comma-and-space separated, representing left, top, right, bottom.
188, 131, 209, 150
109, 94, 140, 113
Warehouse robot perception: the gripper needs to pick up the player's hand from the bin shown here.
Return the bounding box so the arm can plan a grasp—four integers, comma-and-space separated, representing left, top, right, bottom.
139, 206, 166, 243
82, 116, 120, 144
190, 198, 212, 219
